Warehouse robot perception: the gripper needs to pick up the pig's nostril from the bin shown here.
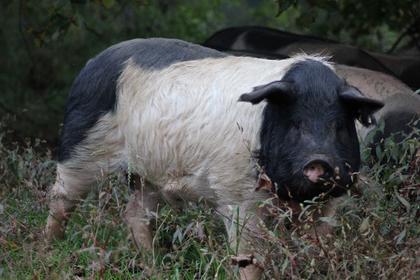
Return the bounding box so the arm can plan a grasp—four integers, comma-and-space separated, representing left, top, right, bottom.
304, 163, 325, 182
303, 159, 333, 183
308, 165, 320, 172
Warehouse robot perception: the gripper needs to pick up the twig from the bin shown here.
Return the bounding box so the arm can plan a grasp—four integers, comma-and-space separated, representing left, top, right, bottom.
387, 17, 420, 53
83, 21, 105, 42
387, 30, 410, 54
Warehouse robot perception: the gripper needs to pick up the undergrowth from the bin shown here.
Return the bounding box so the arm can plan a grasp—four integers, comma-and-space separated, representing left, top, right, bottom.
0, 123, 418, 279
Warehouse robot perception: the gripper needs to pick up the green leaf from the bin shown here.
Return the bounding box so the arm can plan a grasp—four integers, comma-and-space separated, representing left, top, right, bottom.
276, 0, 296, 14
394, 229, 406, 245
375, 145, 382, 161
102, 0, 115, 9
394, 191, 410, 212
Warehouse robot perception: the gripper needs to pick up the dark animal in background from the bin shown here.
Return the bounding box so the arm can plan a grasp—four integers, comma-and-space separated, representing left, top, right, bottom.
203, 26, 420, 89
45, 38, 384, 280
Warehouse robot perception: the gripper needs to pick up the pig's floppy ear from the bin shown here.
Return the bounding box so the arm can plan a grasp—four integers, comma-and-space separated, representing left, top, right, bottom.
238, 81, 294, 104
340, 87, 384, 127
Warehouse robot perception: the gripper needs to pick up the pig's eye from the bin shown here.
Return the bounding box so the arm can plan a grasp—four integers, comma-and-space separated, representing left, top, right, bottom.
336, 121, 349, 140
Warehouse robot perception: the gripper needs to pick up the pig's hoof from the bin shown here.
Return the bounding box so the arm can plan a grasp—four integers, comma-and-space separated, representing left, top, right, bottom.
232, 254, 264, 280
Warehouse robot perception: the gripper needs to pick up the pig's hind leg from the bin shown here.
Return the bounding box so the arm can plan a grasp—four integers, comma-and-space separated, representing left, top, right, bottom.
45, 114, 125, 241
45, 162, 98, 240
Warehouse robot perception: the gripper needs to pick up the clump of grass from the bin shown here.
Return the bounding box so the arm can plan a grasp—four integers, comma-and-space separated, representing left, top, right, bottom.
0, 122, 418, 279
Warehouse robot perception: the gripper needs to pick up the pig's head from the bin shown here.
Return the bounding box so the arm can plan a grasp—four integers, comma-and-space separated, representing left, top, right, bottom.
240, 59, 384, 202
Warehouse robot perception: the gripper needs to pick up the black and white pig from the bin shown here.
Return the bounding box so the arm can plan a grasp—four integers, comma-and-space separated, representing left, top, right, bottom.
45, 38, 384, 279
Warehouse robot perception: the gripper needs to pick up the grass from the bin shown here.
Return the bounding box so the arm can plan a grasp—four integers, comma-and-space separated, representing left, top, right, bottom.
0, 123, 419, 279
